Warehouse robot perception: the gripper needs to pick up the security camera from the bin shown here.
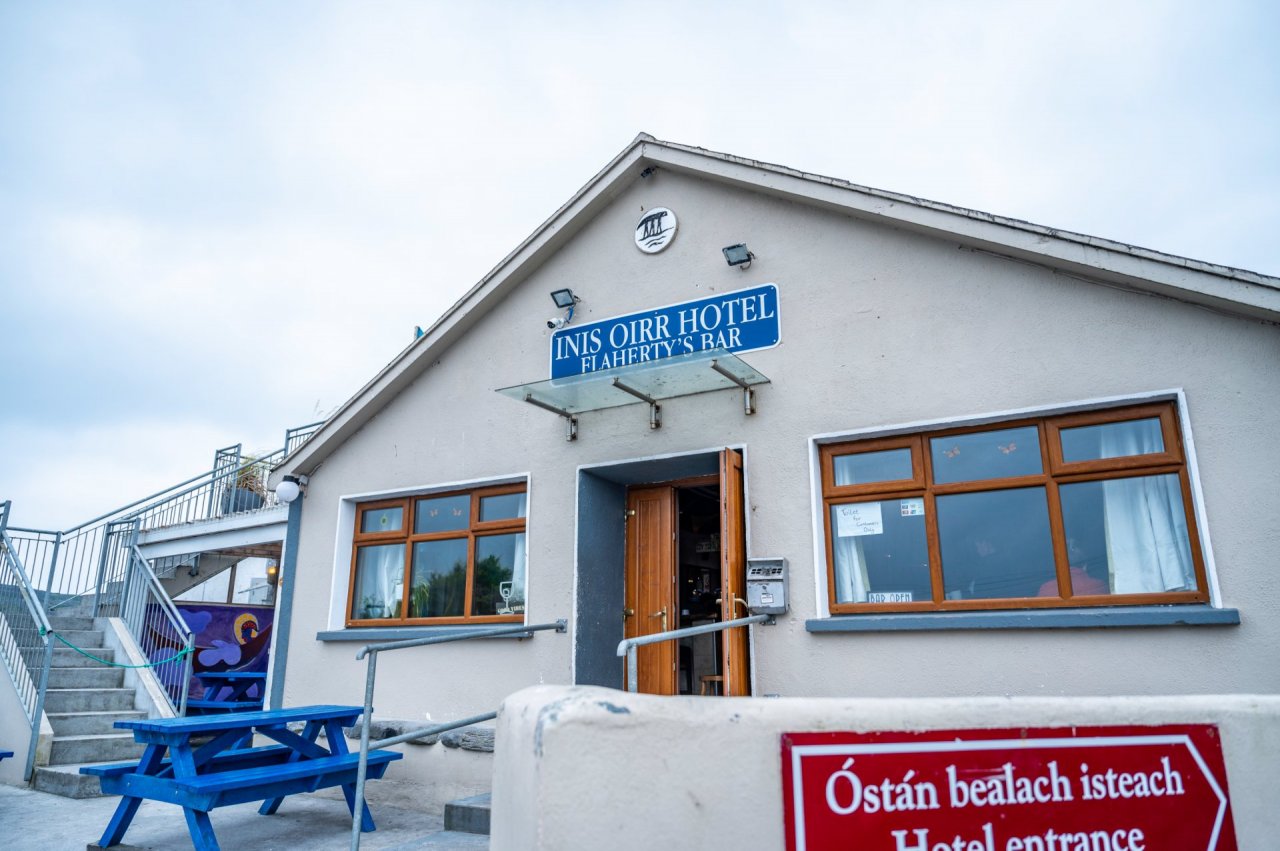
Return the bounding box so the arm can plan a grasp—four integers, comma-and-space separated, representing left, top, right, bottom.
547, 316, 567, 330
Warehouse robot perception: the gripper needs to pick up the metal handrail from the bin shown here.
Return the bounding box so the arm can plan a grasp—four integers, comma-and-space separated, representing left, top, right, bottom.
350, 619, 567, 851
616, 613, 772, 694
122, 544, 195, 714
0, 512, 55, 782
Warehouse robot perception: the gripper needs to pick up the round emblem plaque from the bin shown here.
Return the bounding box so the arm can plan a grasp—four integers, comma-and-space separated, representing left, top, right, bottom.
634, 207, 678, 254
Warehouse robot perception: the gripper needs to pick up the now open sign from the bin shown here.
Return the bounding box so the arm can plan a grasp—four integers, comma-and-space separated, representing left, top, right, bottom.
781, 726, 1236, 851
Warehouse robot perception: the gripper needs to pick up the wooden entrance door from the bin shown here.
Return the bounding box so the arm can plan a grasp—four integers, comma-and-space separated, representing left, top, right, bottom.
623, 485, 677, 695
719, 448, 751, 696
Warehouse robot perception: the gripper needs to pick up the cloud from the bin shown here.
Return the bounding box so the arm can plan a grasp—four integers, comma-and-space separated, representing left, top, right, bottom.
0, 0, 1276, 529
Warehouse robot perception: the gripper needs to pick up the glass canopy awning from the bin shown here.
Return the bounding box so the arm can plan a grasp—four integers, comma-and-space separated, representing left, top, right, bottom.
496, 348, 770, 440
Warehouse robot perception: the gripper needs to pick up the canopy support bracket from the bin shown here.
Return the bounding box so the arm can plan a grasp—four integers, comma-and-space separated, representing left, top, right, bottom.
523, 393, 579, 441
710, 359, 757, 415
612, 378, 661, 429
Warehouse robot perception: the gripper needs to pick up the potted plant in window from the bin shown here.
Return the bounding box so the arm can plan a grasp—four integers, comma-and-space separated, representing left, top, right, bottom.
220, 456, 267, 514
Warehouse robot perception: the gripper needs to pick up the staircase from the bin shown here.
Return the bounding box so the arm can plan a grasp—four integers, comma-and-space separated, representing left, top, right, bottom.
30, 609, 147, 798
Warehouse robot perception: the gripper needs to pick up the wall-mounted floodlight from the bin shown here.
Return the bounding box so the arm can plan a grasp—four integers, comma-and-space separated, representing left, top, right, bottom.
548, 288, 581, 329
550, 288, 578, 309
722, 244, 755, 270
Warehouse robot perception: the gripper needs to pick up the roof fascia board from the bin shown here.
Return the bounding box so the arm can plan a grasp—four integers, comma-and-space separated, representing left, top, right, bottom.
641, 143, 1280, 322
273, 138, 654, 479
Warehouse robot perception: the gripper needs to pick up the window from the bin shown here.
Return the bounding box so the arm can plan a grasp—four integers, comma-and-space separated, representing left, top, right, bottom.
347, 484, 527, 626
819, 403, 1208, 614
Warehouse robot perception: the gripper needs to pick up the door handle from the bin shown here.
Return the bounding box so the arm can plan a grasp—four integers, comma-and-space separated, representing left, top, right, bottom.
623, 607, 635, 619
649, 607, 668, 632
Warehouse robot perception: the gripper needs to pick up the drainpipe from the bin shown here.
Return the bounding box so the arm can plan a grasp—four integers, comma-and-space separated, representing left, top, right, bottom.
267, 491, 304, 710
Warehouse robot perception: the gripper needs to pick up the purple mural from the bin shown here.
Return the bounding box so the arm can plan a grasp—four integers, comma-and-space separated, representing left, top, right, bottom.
172, 603, 274, 700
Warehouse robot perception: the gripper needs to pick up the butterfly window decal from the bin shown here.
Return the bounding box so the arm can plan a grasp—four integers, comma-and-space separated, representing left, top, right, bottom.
429, 509, 439, 518
942, 446, 961, 459
452, 508, 463, 517
998, 442, 1017, 455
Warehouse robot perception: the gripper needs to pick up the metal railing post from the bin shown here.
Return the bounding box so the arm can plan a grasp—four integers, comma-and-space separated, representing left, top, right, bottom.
24, 638, 53, 782
41, 531, 62, 608
351, 648, 378, 851
627, 645, 639, 693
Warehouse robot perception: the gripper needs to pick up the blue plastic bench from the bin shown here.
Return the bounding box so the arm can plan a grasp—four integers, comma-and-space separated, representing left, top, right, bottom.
0, 750, 13, 763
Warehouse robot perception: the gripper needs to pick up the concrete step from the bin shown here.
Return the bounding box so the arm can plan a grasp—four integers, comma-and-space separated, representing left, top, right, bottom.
43, 687, 136, 713
50, 628, 104, 647
31, 762, 108, 799
51, 645, 115, 667
47, 709, 147, 736
46, 615, 95, 631
445, 792, 492, 835
49, 732, 145, 765
46, 666, 125, 689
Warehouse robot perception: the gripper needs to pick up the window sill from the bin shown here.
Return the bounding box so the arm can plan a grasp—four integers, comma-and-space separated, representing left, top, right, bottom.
805, 605, 1240, 633
317, 625, 537, 642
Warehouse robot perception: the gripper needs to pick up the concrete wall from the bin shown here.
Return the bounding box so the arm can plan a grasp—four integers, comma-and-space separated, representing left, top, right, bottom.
493, 685, 1280, 851
276, 169, 1280, 797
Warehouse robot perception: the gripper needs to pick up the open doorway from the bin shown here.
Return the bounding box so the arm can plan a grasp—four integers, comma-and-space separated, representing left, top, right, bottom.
619, 449, 749, 696
675, 483, 723, 695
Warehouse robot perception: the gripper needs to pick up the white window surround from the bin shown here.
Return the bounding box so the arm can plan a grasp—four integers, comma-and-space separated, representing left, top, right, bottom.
325, 473, 532, 633
806, 389, 1222, 620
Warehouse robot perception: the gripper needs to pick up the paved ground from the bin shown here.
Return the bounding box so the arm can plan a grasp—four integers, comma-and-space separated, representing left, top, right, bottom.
0, 783, 489, 850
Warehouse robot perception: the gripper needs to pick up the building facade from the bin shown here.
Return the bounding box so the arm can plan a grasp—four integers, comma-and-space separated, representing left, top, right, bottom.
267, 134, 1279, 794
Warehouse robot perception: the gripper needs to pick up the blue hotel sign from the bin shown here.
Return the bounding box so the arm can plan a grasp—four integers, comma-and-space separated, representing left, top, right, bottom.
550, 284, 779, 379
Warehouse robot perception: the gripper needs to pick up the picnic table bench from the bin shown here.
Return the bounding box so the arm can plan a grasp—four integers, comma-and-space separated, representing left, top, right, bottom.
188, 671, 267, 714
0, 750, 12, 763
81, 704, 402, 851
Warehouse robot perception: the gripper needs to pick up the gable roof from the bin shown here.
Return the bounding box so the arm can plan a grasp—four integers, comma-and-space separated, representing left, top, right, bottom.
274, 132, 1280, 479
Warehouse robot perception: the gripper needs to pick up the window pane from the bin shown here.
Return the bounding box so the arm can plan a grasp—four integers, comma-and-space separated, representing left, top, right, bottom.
361, 506, 403, 534
1059, 474, 1195, 595
414, 495, 470, 534
1060, 418, 1164, 462
409, 539, 468, 618
479, 492, 527, 522
351, 544, 405, 619
472, 533, 526, 616
937, 487, 1056, 599
833, 448, 913, 487
829, 498, 930, 604
930, 426, 1042, 484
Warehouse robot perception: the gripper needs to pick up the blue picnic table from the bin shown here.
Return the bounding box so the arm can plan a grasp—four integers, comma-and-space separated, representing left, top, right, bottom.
81, 704, 402, 851
189, 671, 267, 713
0, 750, 12, 763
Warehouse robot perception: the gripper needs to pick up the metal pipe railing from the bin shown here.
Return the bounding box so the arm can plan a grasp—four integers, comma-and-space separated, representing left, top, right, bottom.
122, 543, 194, 714
350, 619, 567, 851
0, 502, 55, 781
616, 613, 772, 694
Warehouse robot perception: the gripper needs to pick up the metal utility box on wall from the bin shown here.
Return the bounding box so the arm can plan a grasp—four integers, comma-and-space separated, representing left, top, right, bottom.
746, 557, 788, 615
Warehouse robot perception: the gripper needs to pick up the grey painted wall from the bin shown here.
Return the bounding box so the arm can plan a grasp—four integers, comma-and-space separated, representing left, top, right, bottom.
277, 167, 1279, 727
574, 471, 625, 688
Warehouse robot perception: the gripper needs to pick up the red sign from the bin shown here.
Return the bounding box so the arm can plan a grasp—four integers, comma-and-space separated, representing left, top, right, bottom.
782, 725, 1236, 851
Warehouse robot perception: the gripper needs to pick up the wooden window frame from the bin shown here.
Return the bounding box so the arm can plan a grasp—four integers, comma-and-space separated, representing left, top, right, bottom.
821, 402, 1209, 615
346, 483, 528, 627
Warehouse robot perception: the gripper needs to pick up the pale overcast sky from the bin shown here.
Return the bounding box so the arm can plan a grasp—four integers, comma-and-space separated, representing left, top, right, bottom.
1, 1, 1276, 528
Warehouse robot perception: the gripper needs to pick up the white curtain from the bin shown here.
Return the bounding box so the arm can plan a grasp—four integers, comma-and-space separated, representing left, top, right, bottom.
833, 531, 871, 603
511, 532, 527, 606
355, 544, 403, 618
1100, 426, 1194, 593
832, 466, 872, 603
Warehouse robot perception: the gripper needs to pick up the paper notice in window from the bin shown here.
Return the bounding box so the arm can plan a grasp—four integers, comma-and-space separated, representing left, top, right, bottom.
835, 502, 883, 537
